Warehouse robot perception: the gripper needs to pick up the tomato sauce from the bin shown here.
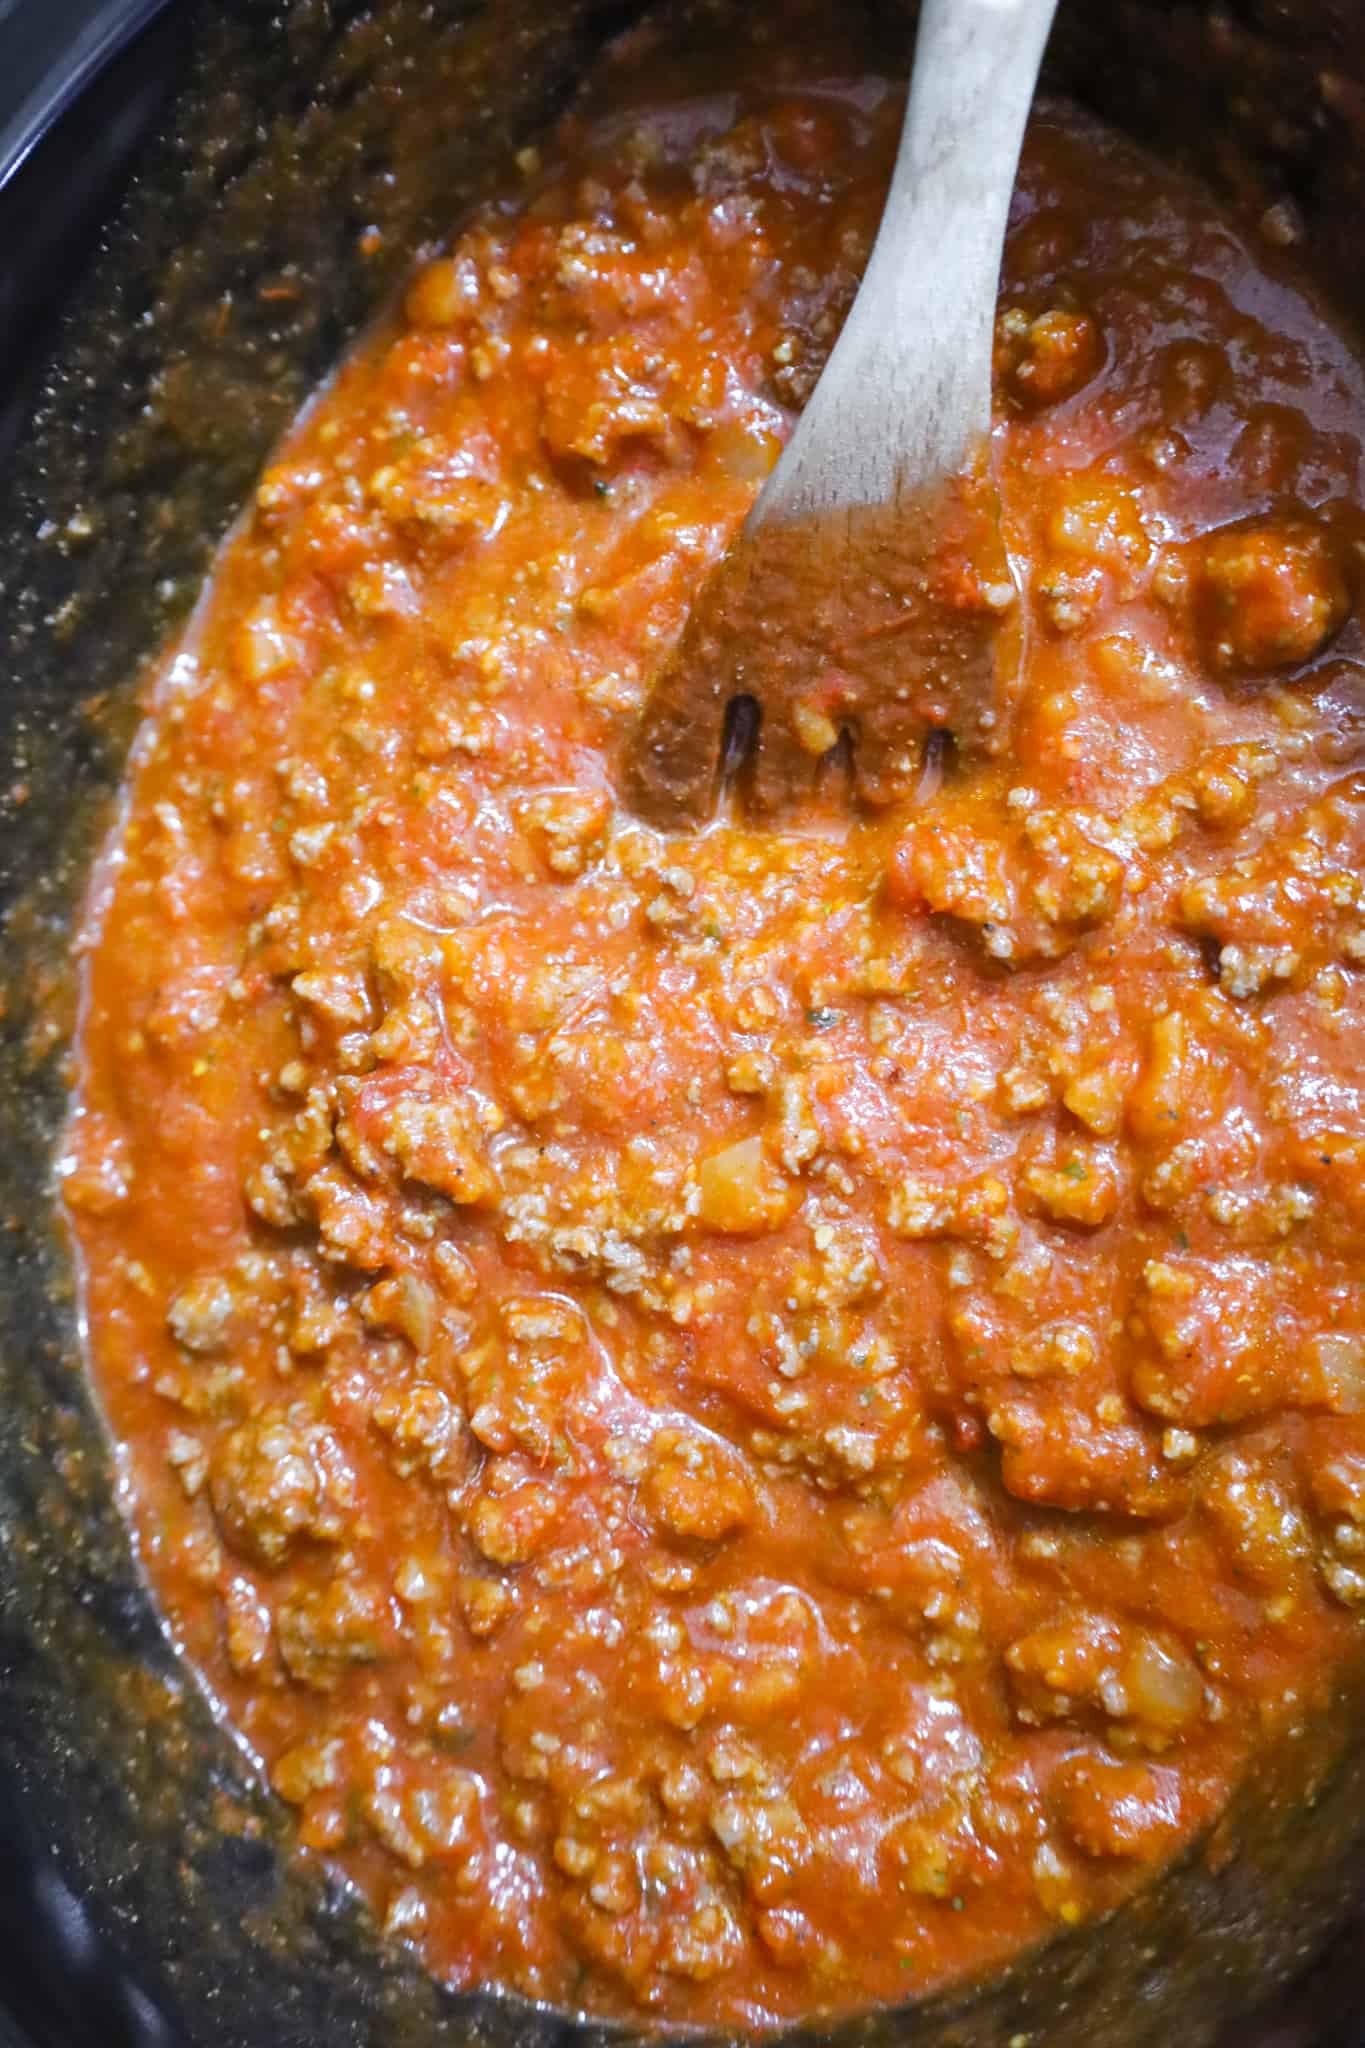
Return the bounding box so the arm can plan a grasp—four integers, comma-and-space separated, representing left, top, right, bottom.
61, 8, 1365, 2031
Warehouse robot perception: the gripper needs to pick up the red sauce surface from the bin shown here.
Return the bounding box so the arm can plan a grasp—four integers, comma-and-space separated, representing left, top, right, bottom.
62, 12, 1365, 2031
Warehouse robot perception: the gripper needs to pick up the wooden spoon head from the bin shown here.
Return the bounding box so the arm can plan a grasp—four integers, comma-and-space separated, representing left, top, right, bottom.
623, 468, 1023, 828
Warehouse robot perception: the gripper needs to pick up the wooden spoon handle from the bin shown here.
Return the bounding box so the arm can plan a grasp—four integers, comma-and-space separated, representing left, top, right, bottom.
757, 0, 1059, 524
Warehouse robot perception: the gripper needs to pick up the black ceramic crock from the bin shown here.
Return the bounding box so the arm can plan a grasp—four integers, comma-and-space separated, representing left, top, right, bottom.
4, 4, 1365, 2045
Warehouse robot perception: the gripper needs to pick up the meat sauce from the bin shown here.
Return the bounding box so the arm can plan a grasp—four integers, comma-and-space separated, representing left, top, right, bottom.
61, 9, 1365, 2032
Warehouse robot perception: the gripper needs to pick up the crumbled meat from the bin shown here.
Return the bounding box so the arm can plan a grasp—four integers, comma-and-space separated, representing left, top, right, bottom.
210, 1414, 357, 1566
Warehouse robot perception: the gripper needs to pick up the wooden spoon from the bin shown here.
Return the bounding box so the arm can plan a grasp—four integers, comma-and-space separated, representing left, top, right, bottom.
625, 0, 1059, 827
